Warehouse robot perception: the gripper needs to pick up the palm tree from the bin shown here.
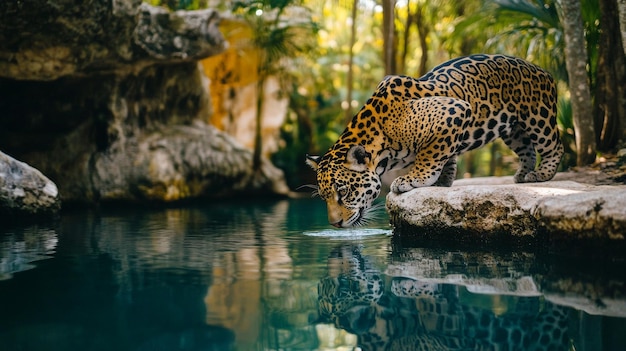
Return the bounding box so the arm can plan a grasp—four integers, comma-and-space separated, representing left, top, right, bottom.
233, 0, 318, 170
455, 0, 566, 79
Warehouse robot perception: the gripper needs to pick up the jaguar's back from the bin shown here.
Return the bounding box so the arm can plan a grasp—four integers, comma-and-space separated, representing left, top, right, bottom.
420, 54, 561, 176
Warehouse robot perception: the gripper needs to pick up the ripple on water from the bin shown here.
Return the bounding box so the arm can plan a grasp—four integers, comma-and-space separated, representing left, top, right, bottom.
302, 228, 393, 239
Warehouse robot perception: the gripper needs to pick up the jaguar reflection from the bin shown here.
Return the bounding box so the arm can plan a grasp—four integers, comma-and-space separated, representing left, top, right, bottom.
317, 244, 570, 351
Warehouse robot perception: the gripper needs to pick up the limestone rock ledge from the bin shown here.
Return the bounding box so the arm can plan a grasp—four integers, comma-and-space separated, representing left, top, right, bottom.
0, 152, 60, 218
386, 176, 626, 242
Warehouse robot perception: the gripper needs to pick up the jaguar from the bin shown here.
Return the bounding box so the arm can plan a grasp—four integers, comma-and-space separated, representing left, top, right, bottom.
306, 54, 563, 227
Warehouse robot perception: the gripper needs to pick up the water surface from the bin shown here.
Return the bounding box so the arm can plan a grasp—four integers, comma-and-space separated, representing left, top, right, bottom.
1, 198, 624, 350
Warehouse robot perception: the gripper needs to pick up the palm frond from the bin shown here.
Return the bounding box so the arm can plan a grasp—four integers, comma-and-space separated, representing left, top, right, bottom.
493, 0, 560, 28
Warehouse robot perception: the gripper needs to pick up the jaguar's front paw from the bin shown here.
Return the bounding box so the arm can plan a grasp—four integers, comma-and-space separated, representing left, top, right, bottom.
390, 177, 417, 193
514, 170, 539, 183
523, 171, 539, 182
513, 170, 529, 183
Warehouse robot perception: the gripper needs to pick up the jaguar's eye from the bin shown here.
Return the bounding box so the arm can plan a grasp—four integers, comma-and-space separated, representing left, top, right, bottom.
337, 186, 349, 198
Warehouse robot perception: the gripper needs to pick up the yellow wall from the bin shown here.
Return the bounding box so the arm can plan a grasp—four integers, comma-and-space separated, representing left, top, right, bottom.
200, 18, 289, 156
201, 18, 259, 131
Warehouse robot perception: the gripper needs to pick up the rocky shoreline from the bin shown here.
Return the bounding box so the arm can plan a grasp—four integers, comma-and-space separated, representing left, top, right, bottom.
387, 174, 626, 251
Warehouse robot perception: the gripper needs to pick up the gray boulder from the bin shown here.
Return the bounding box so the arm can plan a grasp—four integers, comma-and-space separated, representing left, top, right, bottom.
0, 152, 60, 218
91, 122, 289, 201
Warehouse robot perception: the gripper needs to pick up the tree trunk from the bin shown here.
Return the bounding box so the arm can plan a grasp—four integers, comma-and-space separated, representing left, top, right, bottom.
252, 78, 264, 170
455, 2, 475, 56
415, 3, 429, 76
382, 0, 397, 75
594, 0, 626, 151
560, 0, 596, 165
489, 142, 498, 176
463, 150, 477, 178
398, 0, 414, 74
618, 0, 626, 55
344, 0, 358, 124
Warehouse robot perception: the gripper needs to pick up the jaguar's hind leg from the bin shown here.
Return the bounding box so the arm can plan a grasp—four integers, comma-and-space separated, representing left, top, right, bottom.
502, 128, 537, 183
503, 124, 563, 183
507, 110, 564, 182
433, 156, 457, 187
526, 134, 564, 182
523, 83, 564, 181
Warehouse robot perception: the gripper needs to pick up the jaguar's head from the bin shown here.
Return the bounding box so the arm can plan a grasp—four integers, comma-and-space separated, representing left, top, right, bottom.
306, 145, 382, 228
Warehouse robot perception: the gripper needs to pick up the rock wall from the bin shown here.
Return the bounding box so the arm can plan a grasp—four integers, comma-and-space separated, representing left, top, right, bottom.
0, 1, 224, 80
0, 0, 289, 208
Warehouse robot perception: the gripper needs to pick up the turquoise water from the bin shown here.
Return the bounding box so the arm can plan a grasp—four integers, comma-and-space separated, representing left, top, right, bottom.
0, 198, 624, 350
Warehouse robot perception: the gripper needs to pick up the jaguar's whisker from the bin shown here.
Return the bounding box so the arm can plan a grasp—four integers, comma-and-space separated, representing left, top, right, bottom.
297, 184, 318, 191
297, 184, 320, 198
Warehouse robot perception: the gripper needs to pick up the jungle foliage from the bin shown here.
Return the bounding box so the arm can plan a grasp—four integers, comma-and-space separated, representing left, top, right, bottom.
151, 0, 626, 189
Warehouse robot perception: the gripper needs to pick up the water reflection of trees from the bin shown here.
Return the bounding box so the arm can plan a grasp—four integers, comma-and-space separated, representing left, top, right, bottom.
204, 200, 325, 350
65, 200, 326, 349
49, 200, 328, 349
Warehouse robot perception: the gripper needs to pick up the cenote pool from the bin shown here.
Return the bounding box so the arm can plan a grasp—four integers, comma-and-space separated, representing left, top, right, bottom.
1, 198, 625, 351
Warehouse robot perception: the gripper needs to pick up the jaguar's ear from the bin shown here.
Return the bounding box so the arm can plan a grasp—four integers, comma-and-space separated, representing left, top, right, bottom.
306, 154, 320, 170
345, 145, 370, 172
